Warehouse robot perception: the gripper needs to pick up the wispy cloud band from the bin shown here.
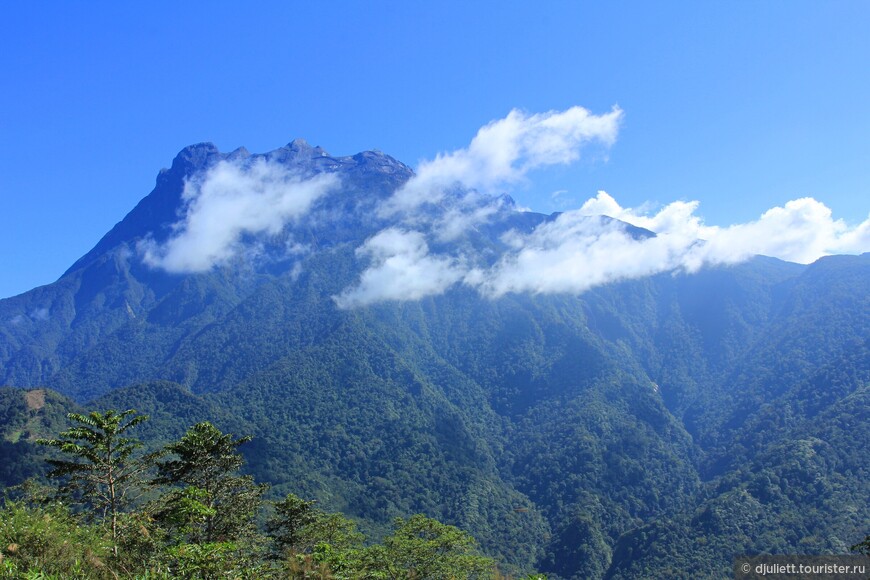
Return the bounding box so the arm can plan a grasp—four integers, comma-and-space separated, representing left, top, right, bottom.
134, 106, 869, 308
140, 159, 339, 272
380, 106, 623, 216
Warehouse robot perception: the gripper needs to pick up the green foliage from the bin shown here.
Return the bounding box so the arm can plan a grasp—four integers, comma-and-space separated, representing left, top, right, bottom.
292, 509, 363, 557
852, 535, 870, 557
266, 493, 318, 557
164, 541, 267, 580
1, 246, 868, 578
266, 492, 369, 576
377, 513, 496, 579
0, 388, 80, 489
110, 510, 170, 576
154, 422, 250, 489
1, 413, 523, 579
153, 422, 267, 546
268, 509, 498, 579
0, 500, 114, 579
35, 409, 158, 554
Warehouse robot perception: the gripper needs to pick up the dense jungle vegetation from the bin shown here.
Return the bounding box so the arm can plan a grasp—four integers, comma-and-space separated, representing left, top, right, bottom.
1, 408, 537, 579
2, 143, 868, 577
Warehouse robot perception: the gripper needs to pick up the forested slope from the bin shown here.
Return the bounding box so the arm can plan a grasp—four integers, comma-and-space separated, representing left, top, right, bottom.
1, 141, 867, 578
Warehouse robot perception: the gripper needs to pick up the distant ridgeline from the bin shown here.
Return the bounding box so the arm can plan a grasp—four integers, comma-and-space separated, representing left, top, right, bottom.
1, 140, 868, 578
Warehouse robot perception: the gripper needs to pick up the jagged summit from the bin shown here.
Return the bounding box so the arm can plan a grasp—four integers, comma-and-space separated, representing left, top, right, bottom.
287, 137, 312, 149
286, 137, 326, 155
165, 142, 221, 173
63, 140, 415, 276
158, 139, 410, 179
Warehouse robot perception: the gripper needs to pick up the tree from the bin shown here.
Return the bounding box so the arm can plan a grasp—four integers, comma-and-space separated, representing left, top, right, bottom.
376, 513, 496, 579
265, 493, 318, 557
266, 492, 367, 576
36, 409, 156, 555
153, 422, 266, 545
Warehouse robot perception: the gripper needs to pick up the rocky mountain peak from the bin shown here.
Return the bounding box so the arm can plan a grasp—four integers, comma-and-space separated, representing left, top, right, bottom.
168, 142, 221, 173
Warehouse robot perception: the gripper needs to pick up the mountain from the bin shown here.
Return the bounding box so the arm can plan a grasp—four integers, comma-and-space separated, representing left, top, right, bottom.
1, 141, 867, 578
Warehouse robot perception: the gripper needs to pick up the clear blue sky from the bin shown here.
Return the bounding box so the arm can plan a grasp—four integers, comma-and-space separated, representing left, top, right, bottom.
1, 1, 868, 298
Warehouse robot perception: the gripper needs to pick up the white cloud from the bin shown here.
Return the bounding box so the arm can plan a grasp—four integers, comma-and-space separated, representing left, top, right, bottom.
337, 191, 870, 307
694, 198, 870, 266
431, 191, 512, 242
140, 158, 339, 272
380, 106, 623, 216
333, 228, 466, 308
129, 108, 868, 306
580, 191, 701, 236
479, 213, 690, 297
579, 191, 870, 269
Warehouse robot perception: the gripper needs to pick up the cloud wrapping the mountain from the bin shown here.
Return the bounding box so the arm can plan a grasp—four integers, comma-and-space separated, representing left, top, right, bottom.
133, 105, 868, 305
141, 159, 339, 272
333, 228, 464, 308
476, 214, 690, 297
337, 193, 870, 307
580, 191, 870, 268
380, 106, 623, 216
331, 103, 870, 307
695, 198, 870, 265
431, 191, 514, 242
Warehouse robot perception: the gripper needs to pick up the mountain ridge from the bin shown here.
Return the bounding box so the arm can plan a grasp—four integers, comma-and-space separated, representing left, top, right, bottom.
1, 141, 867, 578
